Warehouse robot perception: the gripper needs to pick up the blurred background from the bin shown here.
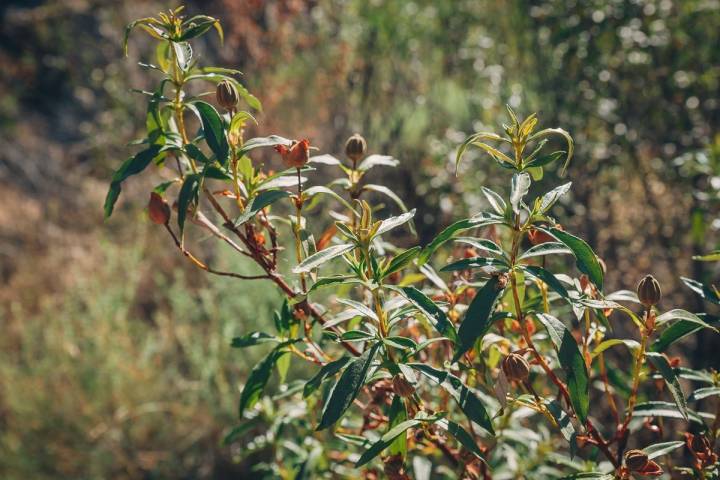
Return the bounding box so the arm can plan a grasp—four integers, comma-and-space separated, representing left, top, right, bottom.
1, 0, 719, 478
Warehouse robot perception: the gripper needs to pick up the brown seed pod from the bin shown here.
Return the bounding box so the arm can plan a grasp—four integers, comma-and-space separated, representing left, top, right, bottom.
624, 449, 650, 472
391, 374, 416, 398
345, 133, 367, 163
216, 80, 239, 111
637, 274, 662, 307
148, 192, 170, 225
501, 353, 530, 382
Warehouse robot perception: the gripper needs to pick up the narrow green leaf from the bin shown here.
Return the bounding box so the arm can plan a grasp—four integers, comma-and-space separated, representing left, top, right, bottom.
518, 242, 573, 260
231, 332, 279, 348
689, 387, 720, 401
304, 185, 357, 214
410, 363, 495, 435
235, 190, 290, 226
355, 417, 428, 467
375, 209, 416, 236
591, 338, 640, 358
357, 154, 399, 171
539, 182, 572, 212
238, 349, 285, 416
525, 150, 566, 169
542, 227, 603, 291
382, 247, 421, 279
192, 101, 229, 165
363, 183, 416, 235
546, 399, 577, 456
692, 251, 720, 262
303, 356, 352, 398
418, 213, 505, 265
646, 352, 688, 420
652, 314, 717, 352
633, 401, 705, 425
177, 173, 201, 235
441, 256, 508, 272
435, 418, 484, 460
522, 265, 571, 301
238, 135, 293, 157
104, 145, 162, 218
398, 286, 457, 342
388, 395, 408, 458
681, 277, 720, 305
104, 182, 122, 219
293, 243, 355, 274
643, 440, 685, 460
535, 313, 589, 423
317, 344, 380, 430
481, 186, 507, 215
453, 277, 504, 362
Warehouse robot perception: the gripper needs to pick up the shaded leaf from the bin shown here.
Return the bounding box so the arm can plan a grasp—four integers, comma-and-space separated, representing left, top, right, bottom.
231, 332, 279, 348
646, 352, 688, 420
104, 145, 162, 218
522, 265, 571, 301
303, 357, 352, 398
177, 173, 201, 235
680, 277, 720, 305
542, 227, 603, 291
633, 401, 705, 425
239, 348, 286, 416
397, 286, 457, 342
235, 190, 290, 226
453, 277, 503, 362
192, 101, 229, 165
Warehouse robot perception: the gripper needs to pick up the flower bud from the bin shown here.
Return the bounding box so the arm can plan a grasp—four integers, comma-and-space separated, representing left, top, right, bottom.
216, 80, 239, 111
148, 192, 170, 225
624, 449, 649, 472
345, 133, 367, 163
502, 353, 530, 382
637, 274, 661, 307
392, 374, 415, 398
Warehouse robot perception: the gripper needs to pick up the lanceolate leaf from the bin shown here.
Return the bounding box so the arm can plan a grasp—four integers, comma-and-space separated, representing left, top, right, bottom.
453, 277, 503, 362
398, 286, 457, 342
542, 227, 603, 291
317, 344, 380, 430
632, 401, 705, 425
435, 418, 485, 460
238, 348, 286, 416
383, 247, 421, 279
387, 395, 408, 458
104, 145, 163, 218
646, 352, 689, 421
652, 312, 718, 352
539, 182, 572, 212
357, 154, 399, 171
303, 356, 352, 398
410, 363, 495, 435
363, 184, 416, 235
535, 313, 589, 423
293, 243, 355, 274
418, 213, 505, 265
177, 173, 201, 235
680, 277, 720, 305
481, 186, 507, 215
238, 135, 293, 157
518, 242, 573, 260
510, 172, 531, 214
521, 265, 571, 301
231, 331, 279, 348
441, 256, 508, 272
643, 441, 685, 460
192, 101, 229, 165
355, 416, 432, 467
234, 190, 289, 226
375, 209, 416, 236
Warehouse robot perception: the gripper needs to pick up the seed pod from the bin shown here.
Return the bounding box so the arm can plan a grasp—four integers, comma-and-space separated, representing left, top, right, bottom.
624, 449, 650, 472
216, 80, 239, 111
637, 274, 661, 307
345, 133, 367, 163
392, 374, 415, 398
148, 192, 170, 225
501, 353, 530, 382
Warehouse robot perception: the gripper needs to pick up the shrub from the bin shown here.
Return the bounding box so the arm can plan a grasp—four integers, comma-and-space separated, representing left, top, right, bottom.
107, 7, 719, 479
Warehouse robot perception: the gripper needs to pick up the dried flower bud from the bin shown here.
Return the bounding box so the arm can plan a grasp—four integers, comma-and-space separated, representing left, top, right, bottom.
392, 374, 415, 398
216, 80, 239, 111
274, 139, 310, 168
624, 449, 650, 472
148, 192, 170, 225
345, 133, 367, 163
637, 274, 661, 307
501, 353, 530, 382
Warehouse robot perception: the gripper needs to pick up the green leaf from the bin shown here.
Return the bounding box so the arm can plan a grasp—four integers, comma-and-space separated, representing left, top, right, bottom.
539, 182, 572, 212
308, 275, 359, 293
681, 277, 720, 305
435, 418, 485, 460
238, 135, 293, 157
304, 185, 357, 214
561, 474, 613, 480
535, 313, 589, 423
410, 363, 495, 435
382, 247, 421, 279
104, 145, 162, 218
363, 184, 416, 235
453, 277, 504, 362
398, 286, 457, 342
441, 257, 508, 272
235, 190, 290, 226
384, 337, 417, 350
375, 210, 416, 236
317, 343, 380, 430
643, 440, 685, 460
518, 242, 573, 260
692, 251, 720, 262
528, 128, 574, 175
510, 172, 531, 214
646, 352, 688, 420
341, 330, 376, 342
418, 213, 505, 265
337, 299, 379, 322
454, 238, 506, 259
546, 399, 577, 455
303, 357, 352, 398
231, 332, 279, 348
689, 387, 720, 401
192, 101, 229, 165
542, 227, 603, 291
177, 173, 201, 235
633, 401, 705, 425
239, 348, 286, 416
355, 417, 429, 467
525, 150, 566, 169
388, 395, 408, 458
172, 41, 193, 71
652, 311, 718, 352
521, 265, 571, 301
293, 243, 355, 274
591, 338, 640, 358
357, 154, 399, 171
481, 186, 507, 215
